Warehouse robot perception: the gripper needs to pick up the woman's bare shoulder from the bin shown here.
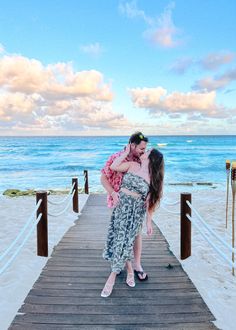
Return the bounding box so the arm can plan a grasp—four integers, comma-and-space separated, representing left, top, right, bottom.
128, 161, 140, 170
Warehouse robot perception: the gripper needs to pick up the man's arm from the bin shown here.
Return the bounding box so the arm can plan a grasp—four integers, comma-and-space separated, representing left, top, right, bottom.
100, 172, 120, 205
100, 172, 114, 194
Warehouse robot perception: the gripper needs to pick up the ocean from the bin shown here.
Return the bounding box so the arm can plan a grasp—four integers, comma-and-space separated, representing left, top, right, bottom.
0, 135, 235, 194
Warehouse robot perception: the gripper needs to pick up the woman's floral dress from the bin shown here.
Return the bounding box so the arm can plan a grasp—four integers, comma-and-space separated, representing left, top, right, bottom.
103, 172, 149, 272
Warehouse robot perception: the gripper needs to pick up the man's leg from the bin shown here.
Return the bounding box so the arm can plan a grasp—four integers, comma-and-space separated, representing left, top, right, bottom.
133, 233, 142, 269
133, 234, 148, 280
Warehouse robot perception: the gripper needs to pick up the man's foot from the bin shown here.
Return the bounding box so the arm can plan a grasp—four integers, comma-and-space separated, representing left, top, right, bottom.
126, 272, 135, 287
134, 268, 148, 281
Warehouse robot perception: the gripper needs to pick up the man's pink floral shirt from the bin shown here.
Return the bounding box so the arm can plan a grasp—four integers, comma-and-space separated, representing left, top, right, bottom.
101, 151, 139, 208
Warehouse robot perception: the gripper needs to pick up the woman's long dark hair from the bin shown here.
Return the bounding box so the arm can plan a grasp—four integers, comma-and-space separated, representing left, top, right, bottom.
148, 149, 164, 212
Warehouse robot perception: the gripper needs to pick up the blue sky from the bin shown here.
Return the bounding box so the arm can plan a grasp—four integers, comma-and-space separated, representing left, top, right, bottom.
0, 0, 236, 135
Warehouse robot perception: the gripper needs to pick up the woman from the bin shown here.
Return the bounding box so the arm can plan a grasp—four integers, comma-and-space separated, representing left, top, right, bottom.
101, 145, 164, 297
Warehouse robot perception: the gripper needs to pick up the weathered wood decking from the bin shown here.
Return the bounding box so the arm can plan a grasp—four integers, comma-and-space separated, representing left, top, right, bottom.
9, 194, 217, 329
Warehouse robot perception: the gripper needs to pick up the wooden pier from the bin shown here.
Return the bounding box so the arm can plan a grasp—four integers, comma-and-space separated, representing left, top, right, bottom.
9, 194, 217, 329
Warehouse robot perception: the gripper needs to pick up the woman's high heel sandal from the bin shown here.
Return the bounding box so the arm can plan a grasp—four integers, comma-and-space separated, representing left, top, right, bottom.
126, 272, 135, 287
101, 282, 114, 298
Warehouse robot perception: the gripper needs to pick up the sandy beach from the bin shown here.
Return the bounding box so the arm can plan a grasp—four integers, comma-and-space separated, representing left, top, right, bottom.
155, 189, 236, 330
0, 193, 88, 330
0, 189, 236, 330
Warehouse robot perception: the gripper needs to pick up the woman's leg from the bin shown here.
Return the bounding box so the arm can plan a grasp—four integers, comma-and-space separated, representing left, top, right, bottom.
126, 260, 135, 287
101, 271, 117, 297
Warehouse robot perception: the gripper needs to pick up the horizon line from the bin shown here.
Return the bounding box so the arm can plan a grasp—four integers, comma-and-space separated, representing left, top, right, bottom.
0, 134, 236, 137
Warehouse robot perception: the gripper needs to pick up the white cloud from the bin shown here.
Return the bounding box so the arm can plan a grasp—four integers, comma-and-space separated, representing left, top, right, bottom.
129, 87, 233, 118
169, 57, 194, 74
119, 1, 183, 48
199, 52, 235, 71
80, 42, 103, 57
0, 43, 4, 54
170, 51, 235, 75
119, 0, 153, 24
193, 67, 236, 92
0, 54, 133, 133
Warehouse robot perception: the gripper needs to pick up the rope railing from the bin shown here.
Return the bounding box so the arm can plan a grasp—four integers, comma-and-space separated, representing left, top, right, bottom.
186, 200, 235, 254
48, 190, 76, 217
0, 213, 42, 275
177, 192, 235, 276
186, 213, 236, 268
48, 182, 75, 205
0, 199, 42, 262
162, 198, 180, 206
160, 203, 180, 215
0, 175, 83, 275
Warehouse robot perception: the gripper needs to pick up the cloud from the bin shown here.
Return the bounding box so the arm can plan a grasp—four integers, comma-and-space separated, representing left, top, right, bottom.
199, 52, 235, 71
0, 54, 133, 133
119, 0, 153, 24
170, 51, 235, 75
80, 42, 103, 57
169, 57, 194, 74
192, 67, 236, 91
129, 87, 233, 118
119, 1, 183, 48
0, 43, 4, 54
0, 55, 112, 99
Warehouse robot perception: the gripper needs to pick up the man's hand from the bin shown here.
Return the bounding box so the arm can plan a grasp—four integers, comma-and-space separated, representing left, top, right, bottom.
111, 191, 120, 207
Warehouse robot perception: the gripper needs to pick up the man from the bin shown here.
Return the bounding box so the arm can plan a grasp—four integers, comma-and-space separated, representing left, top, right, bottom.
101, 131, 149, 280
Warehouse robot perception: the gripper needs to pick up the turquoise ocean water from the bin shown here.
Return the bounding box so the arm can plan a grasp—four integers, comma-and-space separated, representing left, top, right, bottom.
0, 136, 235, 194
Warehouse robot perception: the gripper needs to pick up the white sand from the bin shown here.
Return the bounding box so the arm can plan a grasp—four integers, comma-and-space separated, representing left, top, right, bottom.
0, 193, 88, 330
0, 190, 236, 330
154, 190, 236, 330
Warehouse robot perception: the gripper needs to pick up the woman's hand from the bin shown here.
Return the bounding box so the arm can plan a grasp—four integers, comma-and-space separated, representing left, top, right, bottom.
123, 143, 131, 156
146, 220, 153, 237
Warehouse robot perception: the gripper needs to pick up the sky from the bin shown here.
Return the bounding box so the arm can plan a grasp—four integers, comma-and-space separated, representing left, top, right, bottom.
0, 0, 236, 136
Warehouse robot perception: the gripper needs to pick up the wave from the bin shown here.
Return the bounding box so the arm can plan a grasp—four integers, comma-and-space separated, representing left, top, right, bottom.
157, 143, 168, 147
168, 182, 214, 186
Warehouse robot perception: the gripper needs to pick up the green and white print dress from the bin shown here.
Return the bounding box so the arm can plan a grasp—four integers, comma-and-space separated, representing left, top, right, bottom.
103, 172, 149, 273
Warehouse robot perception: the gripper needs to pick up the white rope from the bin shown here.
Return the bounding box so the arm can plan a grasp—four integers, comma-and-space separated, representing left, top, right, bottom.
186, 201, 235, 253
48, 182, 75, 206
0, 199, 42, 262
160, 204, 180, 215
186, 214, 235, 269
48, 190, 75, 217
162, 198, 179, 206
0, 213, 42, 275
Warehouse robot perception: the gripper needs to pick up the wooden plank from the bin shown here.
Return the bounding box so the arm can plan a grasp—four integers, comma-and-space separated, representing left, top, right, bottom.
10, 313, 215, 324
24, 295, 206, 306
24, 288, 202, 299
19, 303, 211, 314
9, 323, 217, 330
9, 194, 217, 329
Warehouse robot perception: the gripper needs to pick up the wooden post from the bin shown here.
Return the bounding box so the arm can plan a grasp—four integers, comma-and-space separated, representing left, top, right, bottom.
232, 191, 235, 276
72, 177, 79, 213
231, 162, 236, 276
84, 170, 89, 194
36, 191, 48, 257
226, 160, 231, 228
180, 193, 192, 260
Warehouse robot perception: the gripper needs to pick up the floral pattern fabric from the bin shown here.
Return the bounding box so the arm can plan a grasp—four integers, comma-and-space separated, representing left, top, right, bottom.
103, 172, 149, 272
101, 151, 140, 207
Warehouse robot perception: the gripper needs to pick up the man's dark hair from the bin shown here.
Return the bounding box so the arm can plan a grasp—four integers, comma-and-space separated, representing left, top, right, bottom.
129, 131, 148, 145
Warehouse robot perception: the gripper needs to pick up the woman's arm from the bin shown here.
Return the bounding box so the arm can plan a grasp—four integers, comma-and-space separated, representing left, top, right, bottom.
110, 144, 132, 172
